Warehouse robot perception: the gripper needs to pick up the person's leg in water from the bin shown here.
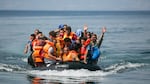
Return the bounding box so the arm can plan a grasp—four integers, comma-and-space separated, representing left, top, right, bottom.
28, 53, 35, 67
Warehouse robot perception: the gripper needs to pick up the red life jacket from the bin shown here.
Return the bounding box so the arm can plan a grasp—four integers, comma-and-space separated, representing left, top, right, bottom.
80, 46, 87, 60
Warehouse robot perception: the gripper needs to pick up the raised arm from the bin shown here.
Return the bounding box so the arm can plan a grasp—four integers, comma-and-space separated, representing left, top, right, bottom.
83, 24, 88, 37
97, 27, 106, 48
24, 43, 29, 54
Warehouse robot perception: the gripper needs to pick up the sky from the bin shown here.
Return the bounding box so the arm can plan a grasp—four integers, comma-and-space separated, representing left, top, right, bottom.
0, 0, 150, 11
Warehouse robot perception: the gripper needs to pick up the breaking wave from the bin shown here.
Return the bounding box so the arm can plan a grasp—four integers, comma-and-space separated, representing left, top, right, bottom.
0, 63, 26, 72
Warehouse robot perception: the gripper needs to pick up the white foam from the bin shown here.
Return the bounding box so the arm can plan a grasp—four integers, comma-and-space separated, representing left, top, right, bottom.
27, 68, 115, 83
27, 69, 107, 83
0, 63, 24, 72
105, 62, 147, 73
0, 64, 13, 72
21, 58, 27, 62
27, 62, 147, 79
28, 69, 105, 77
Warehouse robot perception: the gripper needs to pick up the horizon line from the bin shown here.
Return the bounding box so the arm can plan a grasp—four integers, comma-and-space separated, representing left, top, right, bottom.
0, 9, 150, 12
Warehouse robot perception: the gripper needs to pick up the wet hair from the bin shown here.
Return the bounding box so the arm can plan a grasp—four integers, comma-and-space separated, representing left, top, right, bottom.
35, 29, 39, 31
30, 34, 36, 39
43, 36, 48, 40
38, 37, 46, 46
74, 43, 82, 52
81, 32, 84, 37
80, 37, 87, 41
92, 33, 97, 39
87, 32, 92, 38
38, 36, 45, 40
64, 38, 72, 43
63, 24, 67, 27
66, 26, 71, 32
31, 33, 36, 37
34, 29, 40, 33
38, 31, 42, 34
59, 28, 64, 31
49, 31, 57, 38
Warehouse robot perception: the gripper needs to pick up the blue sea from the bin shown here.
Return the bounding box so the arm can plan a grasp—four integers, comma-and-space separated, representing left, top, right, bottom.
0, 11, 150, 84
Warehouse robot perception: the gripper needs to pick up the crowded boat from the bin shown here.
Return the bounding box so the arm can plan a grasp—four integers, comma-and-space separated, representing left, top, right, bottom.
24, 24, 106, 71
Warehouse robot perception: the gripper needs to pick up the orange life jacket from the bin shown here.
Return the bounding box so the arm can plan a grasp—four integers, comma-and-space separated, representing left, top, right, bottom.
62, 50, 78, 62
32, 46, 43, 63
62, 52, 72, 62
42, 41, 56, 59
32, 39, 38, 50
56, 37, 64, 48
31, 39, 36, 47
55, 42, 62, 57
55, 37, 64, 57
63, 32, 76, 40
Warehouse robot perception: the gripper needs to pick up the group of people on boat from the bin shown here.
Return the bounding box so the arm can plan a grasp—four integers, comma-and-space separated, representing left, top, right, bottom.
24, 24, 106, 67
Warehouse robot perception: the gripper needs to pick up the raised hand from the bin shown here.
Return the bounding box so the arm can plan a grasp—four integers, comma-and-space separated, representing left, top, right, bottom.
102, 26, 106, 33
83, 24, 88, 31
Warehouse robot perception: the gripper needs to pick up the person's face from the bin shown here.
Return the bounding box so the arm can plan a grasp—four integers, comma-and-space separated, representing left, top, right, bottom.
75, 37, 80, 44
38, 33, 42, 37
63, 26, 67, 32
59, 30, 64, 36
34, 30, 39, 35
87, 33, 91, 39
49, 35, 53, 39
63, 47, 69, 54
91, 35, 97, 42
66, 30, 70, 35
65, 42, 71, 46
36, 33, 42, 39
30, 36, 34, 41
81, 39, 85, 45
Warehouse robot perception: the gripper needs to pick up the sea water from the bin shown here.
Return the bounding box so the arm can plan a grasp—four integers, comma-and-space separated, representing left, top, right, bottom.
0, 11, 150, 84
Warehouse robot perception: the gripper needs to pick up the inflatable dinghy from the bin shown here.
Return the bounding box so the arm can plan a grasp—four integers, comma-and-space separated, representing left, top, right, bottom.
33, 61, 101, 71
